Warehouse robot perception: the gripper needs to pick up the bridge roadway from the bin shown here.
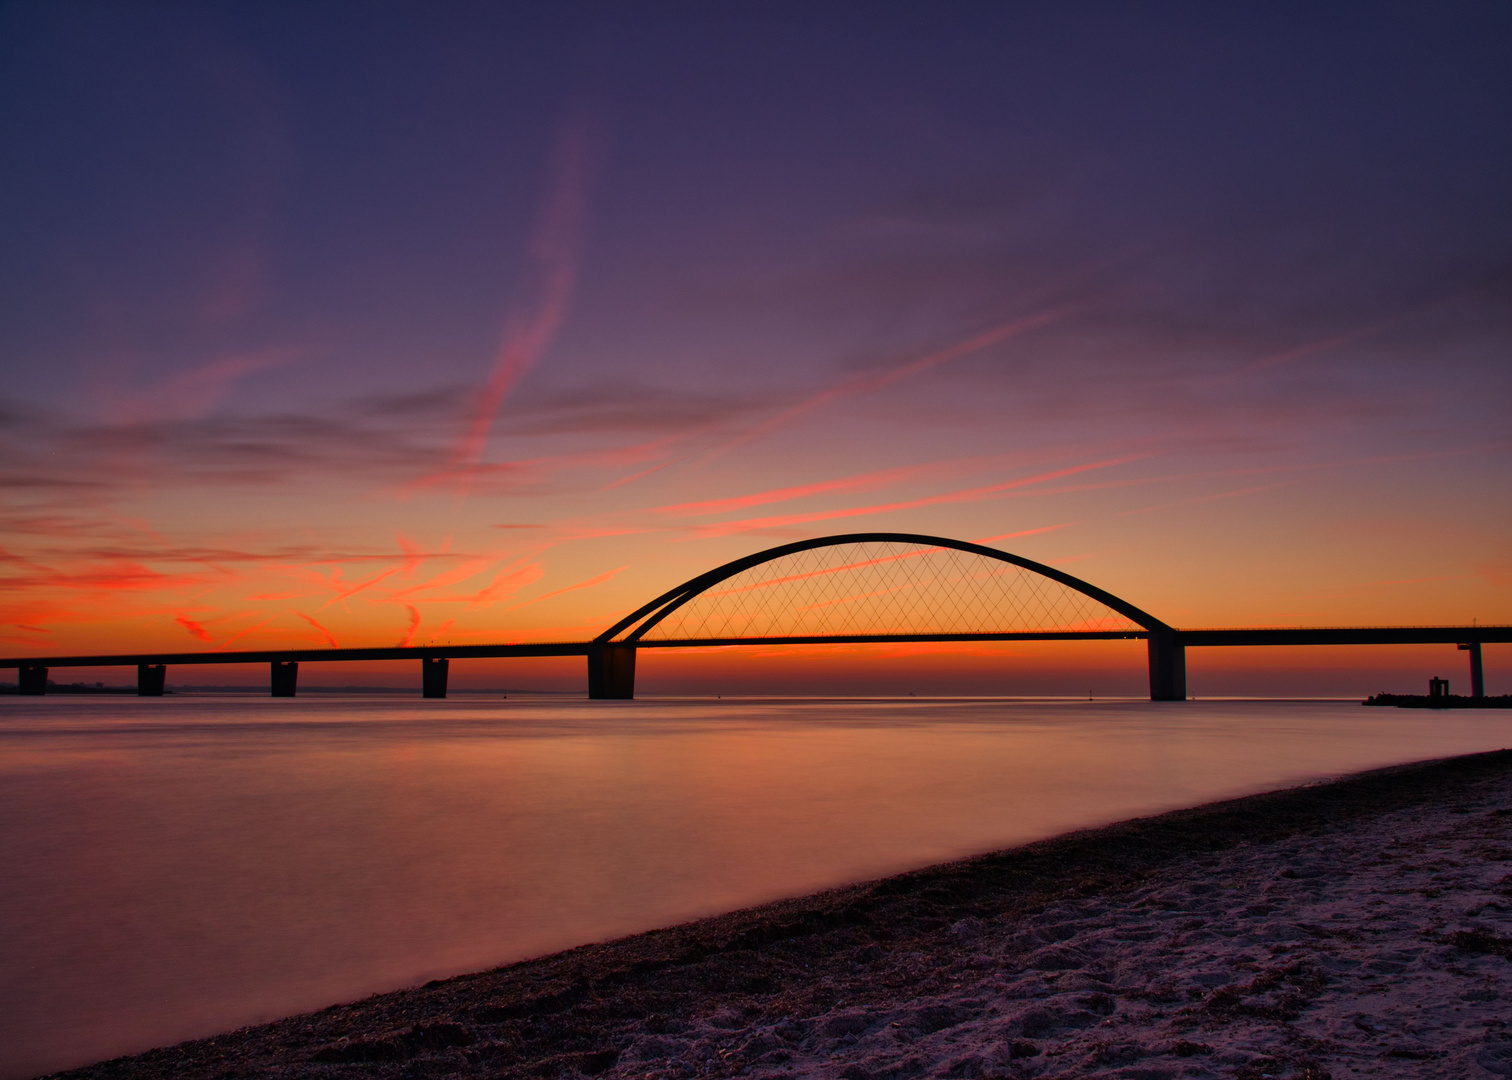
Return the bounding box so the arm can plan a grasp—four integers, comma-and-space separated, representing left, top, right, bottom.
2, 625, 1507, 700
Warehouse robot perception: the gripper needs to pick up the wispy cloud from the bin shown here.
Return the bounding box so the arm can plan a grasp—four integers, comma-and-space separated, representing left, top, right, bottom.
599, 459, 684, 492
174, 614, 214, 643
397, 604, 422, 647
296, 611, 339, 647
1116, 484, 1284, 517
213, 614, 279, 652
387, 556, 502, 600
319, 563, 410, 608
972, 523, 1076, 544
509, 565, 629, 610
445, 116, 594, 493
1230, 287, 1482, 378
0, 555, 224, 595
684, 455, 1146, 538
700, 308, 1069, 461
430, 561, 546, 609
114, 348, 303, 424
1, 382, 759, 509
654, 464, 937, 517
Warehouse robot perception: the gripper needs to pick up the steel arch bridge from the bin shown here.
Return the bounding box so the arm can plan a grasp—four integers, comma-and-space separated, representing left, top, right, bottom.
587, 532, 1186, 699
5, 532, 1507, 700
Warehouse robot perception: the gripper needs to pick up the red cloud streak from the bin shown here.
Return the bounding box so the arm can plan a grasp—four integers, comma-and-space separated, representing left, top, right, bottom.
297, 612, 340, 648
687, 455, 1145, 538
702, 307, 1069, 460
510, 566, 629, 610
655, 464, 936, 517
446, 119, 592, 494
174, 615, 214, 643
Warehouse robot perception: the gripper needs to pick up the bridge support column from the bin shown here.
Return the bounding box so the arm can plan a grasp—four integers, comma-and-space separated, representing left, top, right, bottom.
1459, 642, 1484, 699
271, 661, 298, 697
137, 664, 166, 696
1148, 631, 1186, 701
19, 665, 47, 695
422, 657, 448, 698
588, 644, 636, 699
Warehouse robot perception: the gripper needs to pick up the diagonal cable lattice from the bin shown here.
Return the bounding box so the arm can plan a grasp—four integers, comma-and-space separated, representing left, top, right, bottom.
630, 541, 1142, 641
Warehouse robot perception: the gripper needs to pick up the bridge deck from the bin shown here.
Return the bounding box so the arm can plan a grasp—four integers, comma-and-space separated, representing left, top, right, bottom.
1179, 626, 1512, 647
7, 529, 1501, 700
0, 642, 592, 668
2, 626, 1507, 669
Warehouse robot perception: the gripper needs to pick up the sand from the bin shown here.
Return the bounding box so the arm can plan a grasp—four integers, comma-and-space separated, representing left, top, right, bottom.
45, 750, 1512, 1080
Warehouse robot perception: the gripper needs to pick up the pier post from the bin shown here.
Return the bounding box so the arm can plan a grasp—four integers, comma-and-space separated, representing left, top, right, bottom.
271, 661, 298, 697
422, 656, 449, 698
587, 644, 636, 699
18, 665, 47, 695
1459, 642, 1484, 699
1147, 630, 1186, 701
137, 664, 166, 696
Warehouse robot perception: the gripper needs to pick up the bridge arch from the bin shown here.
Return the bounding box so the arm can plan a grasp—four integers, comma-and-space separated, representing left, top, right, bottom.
589, 533, 1185, 700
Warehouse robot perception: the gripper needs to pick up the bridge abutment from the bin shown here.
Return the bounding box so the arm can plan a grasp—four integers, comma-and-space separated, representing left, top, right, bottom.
588, 644, 636, 699
1147, 632, 1186, 701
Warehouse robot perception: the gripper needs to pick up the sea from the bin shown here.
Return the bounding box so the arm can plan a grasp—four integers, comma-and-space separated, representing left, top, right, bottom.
3, 694, 1510, 1078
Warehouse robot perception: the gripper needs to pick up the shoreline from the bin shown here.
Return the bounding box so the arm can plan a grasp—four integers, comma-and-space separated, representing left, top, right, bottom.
47, 750, 1512, 1080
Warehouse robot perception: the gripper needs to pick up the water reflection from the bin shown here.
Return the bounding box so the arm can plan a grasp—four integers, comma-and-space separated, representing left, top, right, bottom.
3, 696, 1509, 1078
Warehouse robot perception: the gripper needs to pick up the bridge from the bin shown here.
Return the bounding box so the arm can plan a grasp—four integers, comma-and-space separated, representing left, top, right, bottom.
2, 533, 1505, 700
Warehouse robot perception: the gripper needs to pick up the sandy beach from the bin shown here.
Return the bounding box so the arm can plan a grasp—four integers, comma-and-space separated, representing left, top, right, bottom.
44, 749, 1512, 1080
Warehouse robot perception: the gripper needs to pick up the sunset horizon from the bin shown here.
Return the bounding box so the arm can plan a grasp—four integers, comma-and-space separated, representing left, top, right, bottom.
3, 4, 1508, 698
4, 8, 1512, 1077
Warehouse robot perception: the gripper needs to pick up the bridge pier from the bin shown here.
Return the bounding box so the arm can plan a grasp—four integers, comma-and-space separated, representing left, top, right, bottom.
422, 656, 448, 698
588, 644, 636, 699
19, 664, 47, 695
1459, 642, 1484, 698
1147, 631, 1186, 701
137, 664, 166, 696
271, 661, 298, 697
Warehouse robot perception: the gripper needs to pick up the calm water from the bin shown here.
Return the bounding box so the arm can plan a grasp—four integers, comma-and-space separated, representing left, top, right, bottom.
3, 695, 1510, 1078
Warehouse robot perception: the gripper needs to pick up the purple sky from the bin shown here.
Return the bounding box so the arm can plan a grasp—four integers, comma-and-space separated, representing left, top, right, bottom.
1, 2, 1508, 691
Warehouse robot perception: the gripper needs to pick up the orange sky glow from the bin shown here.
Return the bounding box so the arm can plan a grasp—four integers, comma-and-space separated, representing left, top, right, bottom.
2, 5, 1509, 696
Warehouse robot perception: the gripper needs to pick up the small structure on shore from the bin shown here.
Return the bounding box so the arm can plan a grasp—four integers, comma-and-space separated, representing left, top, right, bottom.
1363, 691, 1512, 709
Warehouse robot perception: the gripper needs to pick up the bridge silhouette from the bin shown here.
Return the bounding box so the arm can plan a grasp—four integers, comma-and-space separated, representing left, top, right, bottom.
3, 533, 1505, 700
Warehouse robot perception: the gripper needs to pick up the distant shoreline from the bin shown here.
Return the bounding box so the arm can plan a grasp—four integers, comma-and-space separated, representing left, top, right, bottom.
49, 749, 1512, 1080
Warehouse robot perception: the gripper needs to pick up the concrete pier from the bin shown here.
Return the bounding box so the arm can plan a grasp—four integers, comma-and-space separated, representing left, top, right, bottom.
19, 665, 46, 695
137, 664, 166, 696
271, 661, 298, 697
1460, 642, 1485, 699
588, 644, 636, 699
1147, 631, 1187, 701
422, 657, 449, 698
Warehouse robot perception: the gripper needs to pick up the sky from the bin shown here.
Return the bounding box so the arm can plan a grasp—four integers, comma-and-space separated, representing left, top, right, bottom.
1, 1, 1508, 694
